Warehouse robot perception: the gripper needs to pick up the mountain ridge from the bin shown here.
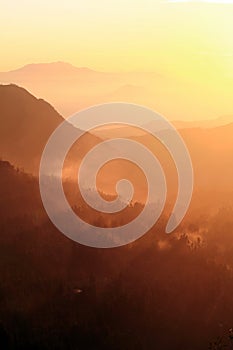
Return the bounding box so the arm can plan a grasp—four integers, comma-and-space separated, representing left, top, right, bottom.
0, 84, 101, 175
0, 62, 97, 75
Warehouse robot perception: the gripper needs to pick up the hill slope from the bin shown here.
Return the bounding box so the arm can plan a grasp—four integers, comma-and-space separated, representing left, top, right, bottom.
0, 84, 100, 175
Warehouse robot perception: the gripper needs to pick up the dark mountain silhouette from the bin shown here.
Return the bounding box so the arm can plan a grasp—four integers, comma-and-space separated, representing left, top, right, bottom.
0, 84, 63, 172
0, 84, 101, 175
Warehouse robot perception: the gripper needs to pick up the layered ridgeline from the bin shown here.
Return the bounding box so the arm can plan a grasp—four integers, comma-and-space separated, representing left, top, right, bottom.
0, 84, 232, 212
1, 62, 232, 121
0, 62, 163, 118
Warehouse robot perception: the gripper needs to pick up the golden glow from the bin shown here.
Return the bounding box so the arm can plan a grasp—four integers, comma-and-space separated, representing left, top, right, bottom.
0, 0, 232, 120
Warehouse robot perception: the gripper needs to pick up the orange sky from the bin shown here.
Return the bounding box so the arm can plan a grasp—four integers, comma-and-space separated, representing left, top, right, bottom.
0, 0, 232, 120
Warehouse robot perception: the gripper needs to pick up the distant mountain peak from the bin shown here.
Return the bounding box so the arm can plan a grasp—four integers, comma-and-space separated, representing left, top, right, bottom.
1, 62, 96, 75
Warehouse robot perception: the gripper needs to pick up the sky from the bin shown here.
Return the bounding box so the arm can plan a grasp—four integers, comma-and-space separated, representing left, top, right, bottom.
0, 0, 232, 74
0, 0, 232, 120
